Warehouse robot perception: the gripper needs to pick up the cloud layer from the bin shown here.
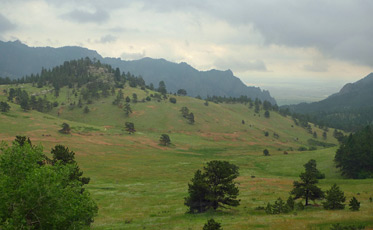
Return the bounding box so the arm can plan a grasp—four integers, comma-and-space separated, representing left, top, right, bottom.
0, 0, 372, 93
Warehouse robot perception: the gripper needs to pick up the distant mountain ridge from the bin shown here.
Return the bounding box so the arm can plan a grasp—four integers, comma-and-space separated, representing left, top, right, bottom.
0, 40, 276, 104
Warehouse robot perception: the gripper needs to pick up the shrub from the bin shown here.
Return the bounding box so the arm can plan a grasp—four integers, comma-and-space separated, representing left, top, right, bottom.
169, 97, 177, 104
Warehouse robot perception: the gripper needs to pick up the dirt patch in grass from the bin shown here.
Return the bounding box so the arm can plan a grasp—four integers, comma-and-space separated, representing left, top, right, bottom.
248, 177, 293, 191
198, 132, 241, 141
132, 110, 145, 117
146, 105, 156, 109
124, 136, 168, 150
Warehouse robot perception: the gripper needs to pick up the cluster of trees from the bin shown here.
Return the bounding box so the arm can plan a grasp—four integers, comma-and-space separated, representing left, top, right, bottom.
286, 159, 358, 212
258, 158, 361, 219
180, 107, 195, 124
6, 88, 57, 112
265, 196, 300, 214
335, 126, 373, 179
0, 137, 97, 229
280, 103, 373, 132
301, 107, 373, 132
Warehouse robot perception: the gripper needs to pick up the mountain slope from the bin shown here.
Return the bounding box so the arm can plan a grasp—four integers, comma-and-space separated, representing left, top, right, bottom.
285, 72, 373, 130
0, 40, 275, 104
0, 40, 101, 77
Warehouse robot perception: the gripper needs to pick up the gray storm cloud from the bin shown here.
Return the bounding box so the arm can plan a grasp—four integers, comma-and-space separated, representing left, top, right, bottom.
0, 14, 16, 33
132, 0, 373, 67
61, 9, 110, 24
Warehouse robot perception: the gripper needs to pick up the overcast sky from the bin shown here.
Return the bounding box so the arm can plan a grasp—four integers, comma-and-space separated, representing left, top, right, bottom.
1, 0, 372, 102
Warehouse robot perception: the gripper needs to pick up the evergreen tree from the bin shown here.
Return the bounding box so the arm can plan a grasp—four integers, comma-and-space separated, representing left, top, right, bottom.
264, 110, 270, 118
304, 159, 325, 179
0, 101, 10, 112
180, 107, 189, 118
291, 162, 324, 206
323, 184, 346, 210
286, 196, 295, 210
59, 123, 71, 134
185, 161, 240, 213
125, 122, 135, 134
158, 81, 167, 95
125, 96, 131, 103
132, 93, 138, 103
203, 219, 222, 230
335, 126, 373, 178
184, 170, 210, 213
263, 149, 270, 156
349, 197, 360, 211
51, 145, 90, 185
188, 112, 195, 124
124, 103, 132, 117
159, 134, 171, 146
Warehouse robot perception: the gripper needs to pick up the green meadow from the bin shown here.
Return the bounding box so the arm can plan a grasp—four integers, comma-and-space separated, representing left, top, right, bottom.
0, 84, 372, 230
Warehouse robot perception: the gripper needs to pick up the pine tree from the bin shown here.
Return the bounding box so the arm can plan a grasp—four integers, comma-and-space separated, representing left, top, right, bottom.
125, 122, 135, 134
349, 196, 360, 211
124, 103, 132, 117
188, 112, 195, 124
304, 159, 325, 179
291, 164, 324, 206
0, 101, 10, 112
203, 219, 222, 230
185, 161, 239, 213
323, 184, 346, 210
59, 123, 71, 134
159, 134, 171, 146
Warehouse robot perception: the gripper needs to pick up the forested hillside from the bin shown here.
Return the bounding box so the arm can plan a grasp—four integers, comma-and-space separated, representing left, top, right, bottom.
284, 73, 373, 131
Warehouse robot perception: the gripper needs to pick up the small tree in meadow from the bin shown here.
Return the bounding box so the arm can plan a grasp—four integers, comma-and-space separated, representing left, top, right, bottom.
59, 123, 71, 134
159, 134, 171, 146
124, 103, 132, 117
125, 122, 135, 134
203, 219, 222, 230
349, 197, 360, 211
323, 184, 345, 210
263, 149, 270, 156
184, 161, 240, 213
187, 112, 195, 124
291, 162, 324, 206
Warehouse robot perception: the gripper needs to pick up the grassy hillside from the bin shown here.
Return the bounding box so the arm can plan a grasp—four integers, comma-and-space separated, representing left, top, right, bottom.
1, 83, 372, 230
